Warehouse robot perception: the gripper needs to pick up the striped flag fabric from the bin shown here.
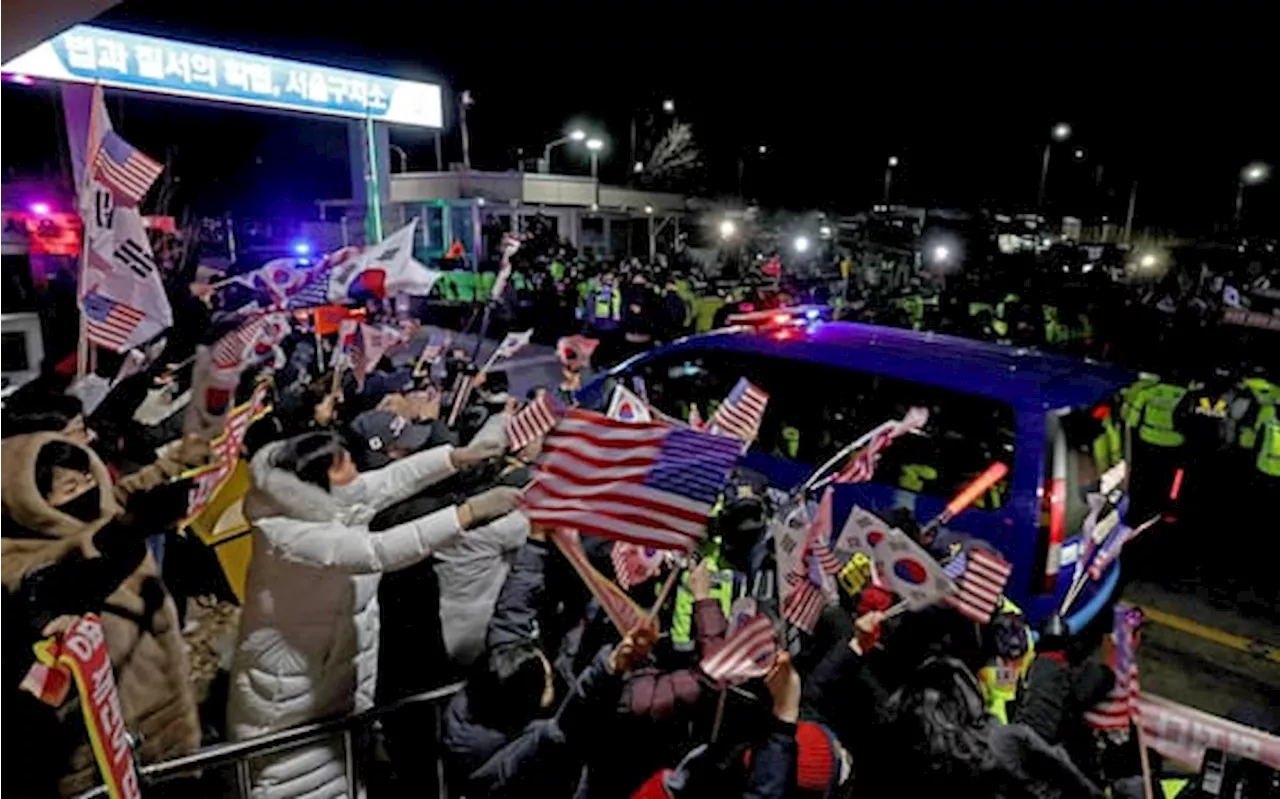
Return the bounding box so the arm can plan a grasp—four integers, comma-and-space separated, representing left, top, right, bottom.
521, 409, 742, 552
506, 393, 565, 451
700, 614, 777, 684
708, 378, 769, 446
611, 542, 664, 590
1088, 514, 1159, 581
943, 548, 1014, 624
91, 130, 163, 205
1085, 605, 1143, 730
550, 529, 649, 637
82, 292, 146, 352
834, 407, 930, 484
185, 383, 271, 520
782, 571, 827, 633
812, 540, 843, 576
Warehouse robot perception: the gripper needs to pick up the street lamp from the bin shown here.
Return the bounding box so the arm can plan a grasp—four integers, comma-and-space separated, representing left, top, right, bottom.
662, 99, 675, 113
793, 236, 811, 254
884, 156, 899, 204
542, 129, 587, 172
932, 245, 951, 264
1236, 161, 1271, 223
633, 161, 644, 174
758, 144, 768, 155
719, 219, 737, 240
1038, 122, 1072, 210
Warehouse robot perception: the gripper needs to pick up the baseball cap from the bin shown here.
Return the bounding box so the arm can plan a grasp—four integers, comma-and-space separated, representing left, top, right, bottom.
350, 410, 434, 461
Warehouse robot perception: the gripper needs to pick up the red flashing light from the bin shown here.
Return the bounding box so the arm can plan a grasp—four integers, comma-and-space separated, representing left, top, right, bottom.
1042, 476, 1067, 592
771, 313, 790, 325
1169, 467, 1185, 501
1090, 404, 1111, 421
739, 302, 756, 312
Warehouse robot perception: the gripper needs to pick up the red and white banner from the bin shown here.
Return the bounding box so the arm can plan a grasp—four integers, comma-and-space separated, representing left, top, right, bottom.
1139, 692, 1280, 772
21, 614, 141, 799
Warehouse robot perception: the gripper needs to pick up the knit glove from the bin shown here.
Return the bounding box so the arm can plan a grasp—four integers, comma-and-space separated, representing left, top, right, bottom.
461, 486, 521, 527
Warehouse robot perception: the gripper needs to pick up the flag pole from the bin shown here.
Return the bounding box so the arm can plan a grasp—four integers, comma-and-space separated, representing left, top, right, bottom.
647, 565, 682, 621
75, 84, 102, 379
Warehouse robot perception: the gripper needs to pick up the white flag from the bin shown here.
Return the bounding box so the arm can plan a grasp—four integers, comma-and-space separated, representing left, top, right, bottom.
327, 220, 422, 301
606, 384, 653, 423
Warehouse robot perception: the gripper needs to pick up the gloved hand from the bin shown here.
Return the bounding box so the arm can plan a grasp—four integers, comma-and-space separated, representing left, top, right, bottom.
459, 486, 521, 528
449, 439, 505, 469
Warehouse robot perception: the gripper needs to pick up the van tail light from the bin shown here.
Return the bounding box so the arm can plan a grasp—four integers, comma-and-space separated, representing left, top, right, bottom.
1041, 476, 1067, 592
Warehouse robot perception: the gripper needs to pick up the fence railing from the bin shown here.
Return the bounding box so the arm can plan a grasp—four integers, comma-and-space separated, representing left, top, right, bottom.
72, 682, 465, 799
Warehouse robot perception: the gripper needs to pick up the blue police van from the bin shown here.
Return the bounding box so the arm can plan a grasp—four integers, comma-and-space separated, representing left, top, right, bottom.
579, 313, 1134, 626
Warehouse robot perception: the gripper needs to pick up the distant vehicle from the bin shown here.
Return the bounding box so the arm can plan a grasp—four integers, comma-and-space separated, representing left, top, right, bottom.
581, 312, 1135, 626
1, 312, 44, 396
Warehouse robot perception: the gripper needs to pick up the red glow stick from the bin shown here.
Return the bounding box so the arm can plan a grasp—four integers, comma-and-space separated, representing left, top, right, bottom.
921, 462, 1010, 541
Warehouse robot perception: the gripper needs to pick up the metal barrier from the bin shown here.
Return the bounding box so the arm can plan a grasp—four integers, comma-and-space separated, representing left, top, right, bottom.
72, 682, 465, 799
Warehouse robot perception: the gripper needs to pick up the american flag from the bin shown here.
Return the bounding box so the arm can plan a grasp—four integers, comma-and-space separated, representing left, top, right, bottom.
834, 407, 930, 484
211, 313, 289, 370
185, 383, 270, 520
708, 378, 769, 445
506, 393, 565, 451
782, 571, 826, 633
611, 542, 664, 590
82, 292, 146, 352
1085, 605, 1143, 730
521, 409, 742, 552
492, 329, 533, 360
350, 324, 406, 388
812, 540, 843, 576
550, 529, 648, 637
284, 262, 333, 310
92, 131, 163, 205
943, 548, 1014, 623
419, 331, 448, 366
1088, 514, 1159, 581
700, 614, 777, 684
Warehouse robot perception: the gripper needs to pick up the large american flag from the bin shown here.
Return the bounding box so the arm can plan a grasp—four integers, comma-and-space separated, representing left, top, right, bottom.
700, 614, 777, 684
708, 378, 769, 445
82, 292, 146, 352
506, 393, 564, 451
1085, 605, 1143, 730
943, 548, 1013, 623
521, 409, 742, 552
92, 131, 163, 206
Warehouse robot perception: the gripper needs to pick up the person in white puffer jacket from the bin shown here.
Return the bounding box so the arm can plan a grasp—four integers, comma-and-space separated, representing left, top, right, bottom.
226, 430, 517, 799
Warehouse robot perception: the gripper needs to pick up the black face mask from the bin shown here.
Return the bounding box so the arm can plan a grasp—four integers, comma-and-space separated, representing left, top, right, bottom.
55, 486, 101, 523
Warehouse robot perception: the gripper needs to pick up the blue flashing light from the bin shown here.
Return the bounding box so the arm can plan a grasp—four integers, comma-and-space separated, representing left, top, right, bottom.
805, 308, 821, 321
292, 241, 312, 256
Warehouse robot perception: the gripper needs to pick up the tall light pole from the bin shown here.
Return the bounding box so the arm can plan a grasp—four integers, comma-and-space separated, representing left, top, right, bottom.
459, 90, 474, 170
587, 137, 604, 206
1037, 122, 1071, 211
1235, 162, 1270, 224
883, 156, 899, 204
542, 129, 586, 173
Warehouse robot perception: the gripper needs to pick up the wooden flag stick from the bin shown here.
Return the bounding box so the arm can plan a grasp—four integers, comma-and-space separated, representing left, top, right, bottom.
647, 565, 682, 621
709, 687, 729, 743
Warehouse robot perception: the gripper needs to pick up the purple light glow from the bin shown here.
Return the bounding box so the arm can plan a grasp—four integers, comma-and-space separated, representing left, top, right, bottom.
29, 202, 52, 216
9, 73, 35, 85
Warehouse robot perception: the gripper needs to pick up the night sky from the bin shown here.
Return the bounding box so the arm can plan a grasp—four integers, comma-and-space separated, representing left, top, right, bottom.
4, 2, 1277, 232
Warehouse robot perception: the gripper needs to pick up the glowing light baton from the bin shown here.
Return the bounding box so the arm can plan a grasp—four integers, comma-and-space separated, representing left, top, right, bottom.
920, 462, 1010, 542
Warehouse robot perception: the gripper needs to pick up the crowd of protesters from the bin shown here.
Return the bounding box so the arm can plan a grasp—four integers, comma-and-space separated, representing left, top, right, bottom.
4, 301, 1179, 799
2, 224, 1276, 799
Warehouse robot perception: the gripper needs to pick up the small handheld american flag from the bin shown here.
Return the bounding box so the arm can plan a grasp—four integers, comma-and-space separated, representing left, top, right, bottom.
782, 571, 826, 633
505, 393, 564, 451
700, 614, 777, 684
708, 378, 769, 446
611, 542, 664, 590
92, 131, 163, 205
1085, 605, 1143, 730
943, 548, 1014, 624
521, 409, 742, 552
82, 292, 146, 352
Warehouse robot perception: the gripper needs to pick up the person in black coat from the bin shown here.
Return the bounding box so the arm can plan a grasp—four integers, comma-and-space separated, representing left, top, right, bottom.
443, 524, 655, 798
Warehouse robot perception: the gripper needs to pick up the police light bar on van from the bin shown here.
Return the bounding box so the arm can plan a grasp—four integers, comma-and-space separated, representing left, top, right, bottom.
726, 305, 827, 328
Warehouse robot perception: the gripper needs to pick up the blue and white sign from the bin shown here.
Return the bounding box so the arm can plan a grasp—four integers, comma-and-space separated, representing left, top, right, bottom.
2, 25, 442, 128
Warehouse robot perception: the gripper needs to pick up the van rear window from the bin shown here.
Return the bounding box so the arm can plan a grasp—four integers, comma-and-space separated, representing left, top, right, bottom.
624, 350, 1015, 502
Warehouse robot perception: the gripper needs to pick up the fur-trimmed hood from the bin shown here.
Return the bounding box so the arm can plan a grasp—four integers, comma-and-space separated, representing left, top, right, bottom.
1, 433, 122, 590
243, 441, 342, 524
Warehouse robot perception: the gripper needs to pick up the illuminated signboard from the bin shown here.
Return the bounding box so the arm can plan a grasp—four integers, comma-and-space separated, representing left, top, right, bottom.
2, 25, 442, 128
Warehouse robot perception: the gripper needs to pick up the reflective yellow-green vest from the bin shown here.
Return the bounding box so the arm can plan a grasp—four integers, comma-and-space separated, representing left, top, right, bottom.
899, 463, 938, 492
1093, 414, 1124, 473
670, 549, 734, 651
978, 598, 1035, 724
1238, 378, 1280, 450
1137, 383, 1188, 447
1258, 419, 1280, 477
1121, 377, 1160, 429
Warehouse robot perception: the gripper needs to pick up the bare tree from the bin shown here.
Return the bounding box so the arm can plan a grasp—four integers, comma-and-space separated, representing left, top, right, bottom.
638, 122, 701, 188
